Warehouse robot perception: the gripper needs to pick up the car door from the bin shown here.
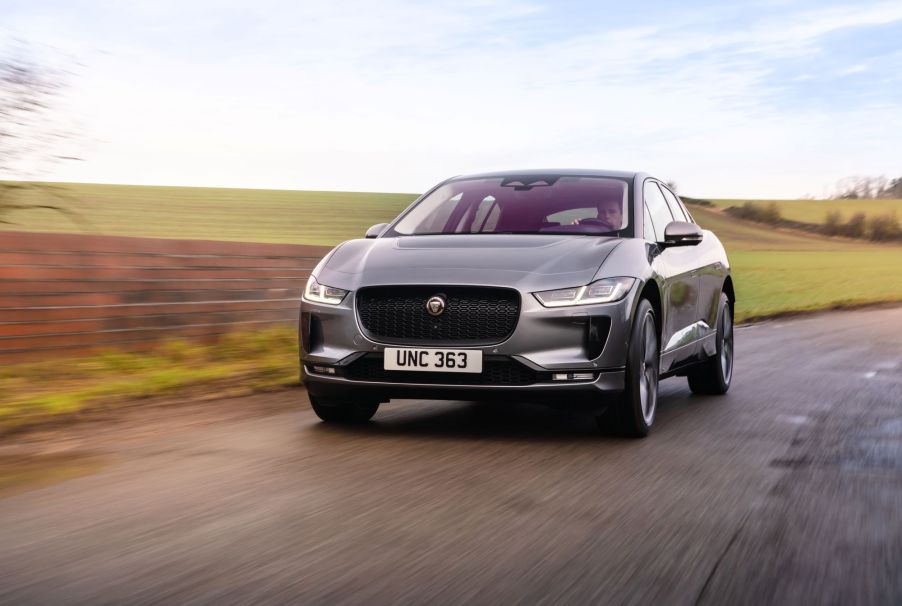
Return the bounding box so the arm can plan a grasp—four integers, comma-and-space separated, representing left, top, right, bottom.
660, 185, 721, 343
643, 180, 700, 371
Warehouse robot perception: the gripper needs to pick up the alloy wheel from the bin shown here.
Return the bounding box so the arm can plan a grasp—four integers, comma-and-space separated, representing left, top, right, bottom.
720, 304, 734, 384
638, 312, 659, 425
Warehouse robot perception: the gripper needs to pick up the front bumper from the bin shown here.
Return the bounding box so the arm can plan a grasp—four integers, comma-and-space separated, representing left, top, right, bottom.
304, 369, 625, 411
300, 282, 637, 404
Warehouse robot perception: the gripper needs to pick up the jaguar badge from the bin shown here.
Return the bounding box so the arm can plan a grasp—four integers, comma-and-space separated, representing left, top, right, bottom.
426, 295, 446, 316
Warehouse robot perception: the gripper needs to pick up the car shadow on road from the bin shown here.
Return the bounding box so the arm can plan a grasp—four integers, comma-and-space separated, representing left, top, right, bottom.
310, 387, 700, 444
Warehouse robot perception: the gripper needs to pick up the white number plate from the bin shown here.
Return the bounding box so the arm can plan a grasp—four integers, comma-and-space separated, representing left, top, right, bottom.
384, 348, 483, 373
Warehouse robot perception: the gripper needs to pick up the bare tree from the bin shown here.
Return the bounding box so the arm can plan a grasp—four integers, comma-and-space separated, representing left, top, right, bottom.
886, 178, 902, 199
0, 45, 84, 226
834, 175, 901, 200
835, 176, 864, 199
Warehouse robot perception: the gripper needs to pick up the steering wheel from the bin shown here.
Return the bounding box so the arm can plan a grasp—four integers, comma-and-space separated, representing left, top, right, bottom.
573, 217, 621, 235
576, 217, 606, 226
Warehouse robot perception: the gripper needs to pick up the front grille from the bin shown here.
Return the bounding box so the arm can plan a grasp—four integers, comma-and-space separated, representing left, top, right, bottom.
356, 286, 520, 345
344, 354, 537, 385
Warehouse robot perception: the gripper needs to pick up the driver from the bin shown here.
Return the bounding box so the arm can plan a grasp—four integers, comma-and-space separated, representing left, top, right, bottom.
596, 197, 624, 230
574, 197, 623, 230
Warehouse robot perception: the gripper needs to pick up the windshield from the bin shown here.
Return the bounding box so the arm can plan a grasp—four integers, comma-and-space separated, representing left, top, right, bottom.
390, 175, 632, 237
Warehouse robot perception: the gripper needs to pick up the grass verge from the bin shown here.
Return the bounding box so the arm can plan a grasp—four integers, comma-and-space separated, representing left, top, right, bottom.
729, 250, 902, 321
0, 327, 301, 435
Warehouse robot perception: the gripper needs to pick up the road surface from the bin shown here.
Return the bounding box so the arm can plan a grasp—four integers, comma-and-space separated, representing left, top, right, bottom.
1, 307, 901, 605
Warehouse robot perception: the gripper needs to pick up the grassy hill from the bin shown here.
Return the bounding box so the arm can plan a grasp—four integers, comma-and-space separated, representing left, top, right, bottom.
710, 198, 902, 225
688, 205, 902, 320
2, 182, 902, 321
1, 182, 418, 245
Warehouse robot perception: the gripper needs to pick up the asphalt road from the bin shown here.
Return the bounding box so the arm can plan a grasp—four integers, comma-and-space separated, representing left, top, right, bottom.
1, 307, 901, 605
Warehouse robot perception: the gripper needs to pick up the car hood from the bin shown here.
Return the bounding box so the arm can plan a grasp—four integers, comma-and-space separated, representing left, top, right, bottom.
317, 234, 623, 292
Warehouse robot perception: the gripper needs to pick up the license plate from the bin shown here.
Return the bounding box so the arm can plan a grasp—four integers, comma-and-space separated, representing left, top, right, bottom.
384, 348, 483, 373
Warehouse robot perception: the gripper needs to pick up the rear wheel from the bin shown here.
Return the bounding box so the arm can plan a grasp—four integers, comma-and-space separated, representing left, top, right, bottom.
687, 292, 733, 394
309, 395, 380, 424
598, 299, 659, 438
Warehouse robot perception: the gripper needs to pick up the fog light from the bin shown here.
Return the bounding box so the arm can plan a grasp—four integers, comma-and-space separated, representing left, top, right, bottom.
552, 372, 595, 381
312, 365, 336, 375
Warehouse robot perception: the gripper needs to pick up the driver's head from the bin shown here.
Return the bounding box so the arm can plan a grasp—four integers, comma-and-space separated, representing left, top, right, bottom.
596, 198, 623, 230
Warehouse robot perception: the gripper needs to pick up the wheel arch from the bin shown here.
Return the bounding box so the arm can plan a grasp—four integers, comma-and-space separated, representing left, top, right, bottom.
635, 278, 663, 341
722, 275, 735, 312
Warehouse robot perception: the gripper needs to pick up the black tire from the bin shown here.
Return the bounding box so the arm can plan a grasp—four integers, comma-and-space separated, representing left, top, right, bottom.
598, 299, 659, 438
309, 395, 380, 424
687, 292, 733, 395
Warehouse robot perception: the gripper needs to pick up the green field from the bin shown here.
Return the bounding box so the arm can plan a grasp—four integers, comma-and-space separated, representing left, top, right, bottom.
689, 206, 902, 320
2, 181, 902, 321
710, 198, 902, 225
1, 182, 418, 245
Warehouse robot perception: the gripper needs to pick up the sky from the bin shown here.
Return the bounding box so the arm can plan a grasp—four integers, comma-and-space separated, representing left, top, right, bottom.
2, 0, 902, 198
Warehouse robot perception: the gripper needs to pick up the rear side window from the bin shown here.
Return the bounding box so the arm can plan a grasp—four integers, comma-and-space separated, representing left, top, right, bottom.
643, 181, 674, 239
660, 185, 690, 222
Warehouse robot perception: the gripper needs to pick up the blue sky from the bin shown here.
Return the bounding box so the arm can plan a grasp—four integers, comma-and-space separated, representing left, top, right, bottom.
3, 0, 902, 197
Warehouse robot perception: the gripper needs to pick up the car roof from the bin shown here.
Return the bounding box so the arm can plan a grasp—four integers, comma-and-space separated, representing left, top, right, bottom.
448, 168, 642, 182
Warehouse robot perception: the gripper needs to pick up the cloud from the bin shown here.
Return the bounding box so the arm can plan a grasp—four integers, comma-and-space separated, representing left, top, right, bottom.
2, 0, 901, 197
838, 63, 869, 75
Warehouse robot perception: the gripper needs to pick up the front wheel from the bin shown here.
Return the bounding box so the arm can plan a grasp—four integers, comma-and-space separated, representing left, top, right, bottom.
598, 299, 659, 438
309, 395, 380, 424
687, 292, 733, 394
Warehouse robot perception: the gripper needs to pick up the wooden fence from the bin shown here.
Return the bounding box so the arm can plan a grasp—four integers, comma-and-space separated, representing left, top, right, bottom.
0, 231, 330, 363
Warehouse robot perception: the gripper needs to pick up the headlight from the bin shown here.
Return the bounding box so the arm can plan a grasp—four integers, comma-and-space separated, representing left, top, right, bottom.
303, 276, 348, 305
533, 277, 635, 307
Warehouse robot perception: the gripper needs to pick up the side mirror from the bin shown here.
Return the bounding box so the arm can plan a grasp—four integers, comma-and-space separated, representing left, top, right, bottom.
365, 223, 389, 239
662, 221, 703, 247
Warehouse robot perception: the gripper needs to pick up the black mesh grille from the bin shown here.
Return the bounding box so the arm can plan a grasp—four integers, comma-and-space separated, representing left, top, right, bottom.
344, 354, 537, 385
356, 286, 520, 345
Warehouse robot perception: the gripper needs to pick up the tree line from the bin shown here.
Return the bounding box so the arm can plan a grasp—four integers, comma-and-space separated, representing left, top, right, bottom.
833, 176, 902, 200
1, 47, 84, 227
